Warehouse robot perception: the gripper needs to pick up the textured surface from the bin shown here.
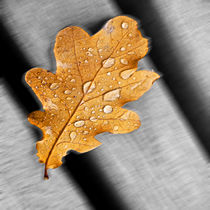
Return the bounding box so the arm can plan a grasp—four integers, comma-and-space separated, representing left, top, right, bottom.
0, 0, 210, 209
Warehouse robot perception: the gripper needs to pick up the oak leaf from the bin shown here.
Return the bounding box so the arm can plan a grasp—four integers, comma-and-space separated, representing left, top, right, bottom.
25, 16, 159, 179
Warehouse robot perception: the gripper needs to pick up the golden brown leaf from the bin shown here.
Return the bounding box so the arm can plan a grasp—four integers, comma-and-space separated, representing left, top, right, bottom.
25, 16, 159, 179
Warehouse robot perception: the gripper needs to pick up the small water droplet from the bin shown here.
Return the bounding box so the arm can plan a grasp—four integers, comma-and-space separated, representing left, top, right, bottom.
76, 116, 80, 119
104, 121, 108, 125
84, 107, 88, 111
54, 94, 58, 98
102, 58, 115, 68
90, 117, 97, 122
99, 49, 103, 53
121, 111, 130, 120
83, 81, 91, 94
113, 126, 119, 131
103, 105, 113, 114
131, 82, 141, 90
88, 48, 93, 52
64, 90, 71, 94
70, 79, 75, 83
87, 82, 96, 93
127, 44, 131, 47
83, 131, 89, 135
118, 81, 121, 85
86, 52, 93, 56
107, 72, 111, 76
74, 120, 85, 127
92, 111, 95, 114
100, 88, 104, 91
128, 51, 135, 55
83, 138, 87, 141
70, 132, 77, 140
121, 22, 129, 29
50, 83, 60, 90
128, 33, 132, 37
72, 87, 76, 91
120, 69, 135, 79
120, 47, 126, 51
104, 89, 121, 101
120, 58, 128, 65
84, 60, 88, 63
66, 97, 71, 100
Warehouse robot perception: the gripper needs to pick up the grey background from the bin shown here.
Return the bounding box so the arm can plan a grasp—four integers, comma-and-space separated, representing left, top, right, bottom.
0, 0, 210, 209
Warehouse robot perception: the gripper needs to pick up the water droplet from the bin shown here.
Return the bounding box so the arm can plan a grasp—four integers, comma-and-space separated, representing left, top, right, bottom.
128, 52, 135, 55
104, 121, 108, 125
120, 47, 126, 51
76, 116, 80, 119
83, 138, 87, 141
104, 89, 121, 101
74, 120, 85, 127
118, 82, 121, 85
88, 48, 93, 52
90, 117, 97, 122
127, 44, 131, 47
50, 83, 60, 90
66, 97, 71, 100
107, 72, 111, 76
83, 81, 91, 94
100, 88, 104, 91
120, 69, 135, 79
86, 52, 93, 56
72, 87, 76, 91
84, 60, 88, 63
112, 77, 116, 80
120, 58, 128, 65
83, 131, 89, 135
70, 79, 75, 83
84, 107, 88, 111
131, 82, 141, 90
121, 111, 130, 120
128, 33, 132, 37
99, 49, 103, 53
102, 58, 115, 68
88, 82, 96, 93
70, 132, 77, 140
113, 126, 119, 131
64, 89, 71, 94
92, 111, 95, 114
57, 76, 63, 81
54, 94, 58, 98
103, 105, 113, 114
121, 22, 129, 29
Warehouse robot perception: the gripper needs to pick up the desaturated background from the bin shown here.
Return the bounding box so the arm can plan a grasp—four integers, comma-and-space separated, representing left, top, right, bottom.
0, 1, 210, 210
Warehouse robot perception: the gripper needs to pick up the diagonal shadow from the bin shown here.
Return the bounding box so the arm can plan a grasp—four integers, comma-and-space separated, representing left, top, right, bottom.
114, 0, 210, 157
0, 18, 134, 210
